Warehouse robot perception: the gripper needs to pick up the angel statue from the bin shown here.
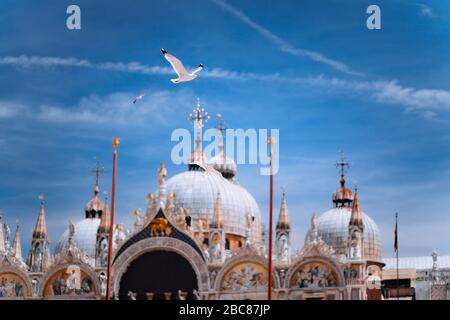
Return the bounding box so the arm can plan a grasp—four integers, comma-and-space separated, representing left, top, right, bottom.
132, 209, 143, 230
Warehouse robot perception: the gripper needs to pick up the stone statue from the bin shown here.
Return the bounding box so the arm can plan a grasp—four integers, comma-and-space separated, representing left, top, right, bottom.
4, 224, 10, 247
158, 162, 167, 186
99, 273, 107, 296
99, 237, 108, 267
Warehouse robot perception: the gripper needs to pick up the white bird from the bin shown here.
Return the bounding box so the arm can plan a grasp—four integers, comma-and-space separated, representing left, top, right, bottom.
132, 94, 145, 104
161, 48, 204, 83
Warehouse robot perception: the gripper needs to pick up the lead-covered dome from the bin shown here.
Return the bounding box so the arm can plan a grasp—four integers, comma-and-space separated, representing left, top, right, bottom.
165, 165, 262, 244
305, 207, 382, 261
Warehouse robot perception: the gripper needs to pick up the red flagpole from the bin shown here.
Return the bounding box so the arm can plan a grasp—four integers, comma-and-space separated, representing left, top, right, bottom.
106, 137, 119, 300
267, 136, 275, 300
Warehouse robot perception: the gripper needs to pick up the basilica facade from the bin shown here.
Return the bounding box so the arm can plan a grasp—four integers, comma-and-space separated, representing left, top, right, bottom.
0, 100, 384, 300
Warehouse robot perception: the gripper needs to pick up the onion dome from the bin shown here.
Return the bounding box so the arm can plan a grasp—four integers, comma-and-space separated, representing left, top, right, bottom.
332, 154, 354, 207
85, 184, 106, 218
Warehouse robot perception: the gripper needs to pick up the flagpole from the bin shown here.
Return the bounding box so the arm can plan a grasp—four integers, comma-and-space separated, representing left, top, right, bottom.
395, 212, 399, 300
106, 137, 119, 300
267, 136, 275, 300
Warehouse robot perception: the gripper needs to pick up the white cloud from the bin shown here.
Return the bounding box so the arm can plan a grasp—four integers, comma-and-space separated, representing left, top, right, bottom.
211, 0, 363, 76
417, 3, 434, 17
0, 90, 196, 126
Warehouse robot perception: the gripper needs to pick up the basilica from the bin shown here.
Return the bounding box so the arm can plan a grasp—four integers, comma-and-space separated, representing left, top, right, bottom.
0, 100, 385, 300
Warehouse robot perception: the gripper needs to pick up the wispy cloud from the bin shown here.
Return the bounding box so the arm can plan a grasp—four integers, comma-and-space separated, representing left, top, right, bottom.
0, 90, 195, 125
2, 55, 450, 121
416, 3, 434, 17
211, 0, 363, 77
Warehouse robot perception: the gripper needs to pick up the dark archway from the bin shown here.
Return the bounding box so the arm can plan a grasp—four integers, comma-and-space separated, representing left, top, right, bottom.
118, 250, 198, 300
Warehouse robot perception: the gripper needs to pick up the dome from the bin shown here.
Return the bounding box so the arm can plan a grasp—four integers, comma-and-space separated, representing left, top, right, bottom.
55, 218, 124, 265
208, 153, 237, 180
55, 218, 101, 259
165, 168, 262, 243
305, 207, 382, 262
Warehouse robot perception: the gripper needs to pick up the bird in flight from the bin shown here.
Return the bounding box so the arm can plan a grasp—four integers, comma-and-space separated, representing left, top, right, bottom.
161, 48, 204, 83
132, 94, 145, 104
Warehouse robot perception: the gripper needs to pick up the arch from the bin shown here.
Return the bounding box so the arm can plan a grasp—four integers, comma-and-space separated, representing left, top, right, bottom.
0, 267, 31, 299
285, 256, 345, 289
112, 237, 209, 297
215, 253, 280, 292
39, 260, 100, 298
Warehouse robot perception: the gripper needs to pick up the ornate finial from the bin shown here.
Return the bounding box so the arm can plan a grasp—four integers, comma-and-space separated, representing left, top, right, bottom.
280, 186, 286, 197
38, 194, 45, 207
92, 157, 104, 191
188, 98, 210, 163
336, 150, 350, 187
104, 191, 109, 203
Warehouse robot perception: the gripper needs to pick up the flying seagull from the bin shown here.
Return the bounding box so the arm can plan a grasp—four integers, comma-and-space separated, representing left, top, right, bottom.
161, 48, 204, 83
132, 94, 145, 104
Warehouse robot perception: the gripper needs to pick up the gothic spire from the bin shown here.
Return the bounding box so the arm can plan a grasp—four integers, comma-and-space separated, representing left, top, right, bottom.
98, 191, 110, 233
210, 193, 223, 229
33, 195, 48, 239
349, 187, 364, 230
276, 189, 290, 230
12, 221, 22, 261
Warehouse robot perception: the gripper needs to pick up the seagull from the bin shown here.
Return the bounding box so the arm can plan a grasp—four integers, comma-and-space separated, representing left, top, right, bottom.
132, 94, 145, 104
161, 48, 204, 83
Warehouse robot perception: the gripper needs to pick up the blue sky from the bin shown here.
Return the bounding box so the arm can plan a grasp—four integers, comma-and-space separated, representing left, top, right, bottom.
0, 0, 450, 258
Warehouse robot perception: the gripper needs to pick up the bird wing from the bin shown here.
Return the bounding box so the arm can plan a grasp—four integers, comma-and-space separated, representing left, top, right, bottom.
191, 65, 204, 75
162, 51, 189, 77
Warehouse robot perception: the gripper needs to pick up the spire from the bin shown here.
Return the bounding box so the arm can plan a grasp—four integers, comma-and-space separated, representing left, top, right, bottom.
276, 188, 290, 230
210, 193, 223, 229
0, 210, 5, 253
98, 191, 110, 233
12, 221, 22, 261
188, 98, 210, 164
33, 195, 48, 239
349, 187, 364, 230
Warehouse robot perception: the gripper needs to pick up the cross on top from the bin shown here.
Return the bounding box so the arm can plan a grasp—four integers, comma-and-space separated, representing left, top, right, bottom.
188, 98, 210, 129
92, 157, 104, 186
336, 150, 350, 177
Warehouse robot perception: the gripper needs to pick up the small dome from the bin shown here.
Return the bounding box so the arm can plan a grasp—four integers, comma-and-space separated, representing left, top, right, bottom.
305, 207, 382, 262
208, 153, 237, 180
55, 218, 101, 260
55, 218, 124, 266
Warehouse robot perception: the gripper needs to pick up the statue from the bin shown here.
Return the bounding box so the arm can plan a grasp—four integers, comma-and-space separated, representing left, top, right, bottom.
33, 242, 43, 271
166, 192, 176, 214
310, 213, 318, 241
158, 162, 167, 186
210, 269, 217, 288
99, 273, 107, 296
99, 237, 108, 266
133, 209, 143, 230
4, 224, 10, 247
